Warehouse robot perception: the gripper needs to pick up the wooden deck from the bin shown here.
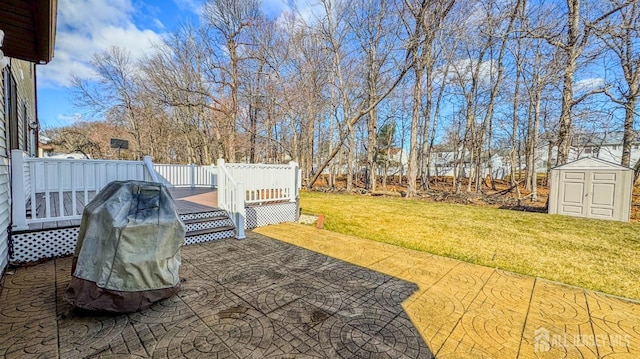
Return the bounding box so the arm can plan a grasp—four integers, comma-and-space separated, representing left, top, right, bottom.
23, 187, 218, 231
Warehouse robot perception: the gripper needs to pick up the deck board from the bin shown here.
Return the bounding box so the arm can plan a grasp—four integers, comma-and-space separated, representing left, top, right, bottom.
24, 187, 218, 231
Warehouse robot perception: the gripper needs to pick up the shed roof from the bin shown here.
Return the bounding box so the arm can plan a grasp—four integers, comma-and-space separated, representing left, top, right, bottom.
552, 157, 632, 171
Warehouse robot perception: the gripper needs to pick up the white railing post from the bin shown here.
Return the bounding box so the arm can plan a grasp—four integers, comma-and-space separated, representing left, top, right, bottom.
288, 161, 298, 202
190, 163, 195, 189
235, 182, 246, 239
143, 156, 159, 183
11, 150, 28, 230
217, 158, 246, 239
217, 159, 226, 209
210, 164, 217, 188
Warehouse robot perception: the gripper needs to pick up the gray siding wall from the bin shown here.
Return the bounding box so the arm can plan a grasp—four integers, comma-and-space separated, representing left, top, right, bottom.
12, 60, 36, 154
0, 67, 9, 274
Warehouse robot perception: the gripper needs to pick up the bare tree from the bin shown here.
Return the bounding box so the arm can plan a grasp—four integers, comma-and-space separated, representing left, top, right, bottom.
202, 0, 262, 161
534, 0, 635, 165
72, 46, 150, 159
306, 0, 426, 189
405, 0, 456, 197
345, 0, 402, 192
598, 2, 640, 169
141, 27, 223, 164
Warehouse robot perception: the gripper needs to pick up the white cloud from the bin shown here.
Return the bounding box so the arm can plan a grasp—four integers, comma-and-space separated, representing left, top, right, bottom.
56, 113, 84, 124
574, 78, 606, 93
173, 0, 204, 16
437, 58, 497, 87
38, 0, 166, 88
266, 0, 323, 26
262, 0, 290, 18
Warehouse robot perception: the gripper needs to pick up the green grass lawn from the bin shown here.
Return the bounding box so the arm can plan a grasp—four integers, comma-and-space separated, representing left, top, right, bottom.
300, 191, 640, 300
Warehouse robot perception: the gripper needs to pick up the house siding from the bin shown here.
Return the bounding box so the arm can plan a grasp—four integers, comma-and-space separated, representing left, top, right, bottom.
12, 60, 36, 154
0, 67, 8, 274
0, 59, 36, 275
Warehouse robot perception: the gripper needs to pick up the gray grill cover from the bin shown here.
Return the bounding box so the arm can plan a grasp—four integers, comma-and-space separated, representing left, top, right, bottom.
64, 180, 186, 312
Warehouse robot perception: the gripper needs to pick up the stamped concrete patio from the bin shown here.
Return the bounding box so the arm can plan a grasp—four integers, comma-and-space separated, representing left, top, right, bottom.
1, 223, 639, 358
0, 231, 431, 358
256, 223, 640, 358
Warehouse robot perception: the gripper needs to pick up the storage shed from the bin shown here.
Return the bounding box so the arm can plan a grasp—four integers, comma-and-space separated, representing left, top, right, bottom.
548, 157, 633, 222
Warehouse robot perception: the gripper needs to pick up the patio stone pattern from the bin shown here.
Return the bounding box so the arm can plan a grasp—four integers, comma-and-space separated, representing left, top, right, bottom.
3, 223, 640, 358
0, 232, 433, 358
256, 223, 640, 359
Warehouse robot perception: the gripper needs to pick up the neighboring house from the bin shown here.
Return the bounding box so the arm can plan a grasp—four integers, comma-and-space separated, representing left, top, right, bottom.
378, 147, 408, 176
370, 131, 638, 184
428, 145, 459, 177
38, 139, 55, 157
0, 0, 57, 275
569, 131, 640, 166
429, 145, 542, 179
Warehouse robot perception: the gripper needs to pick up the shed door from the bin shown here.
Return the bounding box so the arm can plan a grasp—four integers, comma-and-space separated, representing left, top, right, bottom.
587, 172, 617, 219
558, 171, 587, 216
558, 171, 618, 220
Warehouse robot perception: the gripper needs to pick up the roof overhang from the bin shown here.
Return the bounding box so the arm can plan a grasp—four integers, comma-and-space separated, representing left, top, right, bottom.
0, 0, 58, 64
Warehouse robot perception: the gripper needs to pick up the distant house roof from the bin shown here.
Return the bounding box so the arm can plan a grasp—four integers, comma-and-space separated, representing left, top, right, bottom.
0, 0, 58, 63
39, 142, 53, 151
572, 131, 640, 147
552, 157, 632, 171
431, 144, 456, 153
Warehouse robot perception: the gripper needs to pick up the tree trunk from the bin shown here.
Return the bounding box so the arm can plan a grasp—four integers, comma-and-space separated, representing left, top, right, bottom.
407, 65, 423, 198
621, 97, 637, 167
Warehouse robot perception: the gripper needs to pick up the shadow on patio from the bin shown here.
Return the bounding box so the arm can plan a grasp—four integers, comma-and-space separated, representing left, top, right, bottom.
0, 231, 433, 358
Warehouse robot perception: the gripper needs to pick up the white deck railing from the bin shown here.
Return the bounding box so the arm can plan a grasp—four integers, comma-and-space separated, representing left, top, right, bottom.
153, 163, 217, 188
225, 162, 300, 205
11, 150, 300, 234
11, 150, 154, 230
217, 160, 300, 239
216, 159, 246, 239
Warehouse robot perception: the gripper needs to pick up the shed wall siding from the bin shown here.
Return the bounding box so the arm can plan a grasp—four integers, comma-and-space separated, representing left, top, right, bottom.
549, 158, 633, 222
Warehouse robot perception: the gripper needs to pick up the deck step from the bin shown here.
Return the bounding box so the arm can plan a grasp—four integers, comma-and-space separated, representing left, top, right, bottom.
186, 226, 235, 237
181, 213, 234, 233
179, 210, 228, 222
182, 216, 229, 225
185, 225, 235, 244
181, 209, 236, 244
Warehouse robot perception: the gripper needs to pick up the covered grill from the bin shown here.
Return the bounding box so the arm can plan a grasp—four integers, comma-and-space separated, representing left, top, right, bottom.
64, 180, 186, 312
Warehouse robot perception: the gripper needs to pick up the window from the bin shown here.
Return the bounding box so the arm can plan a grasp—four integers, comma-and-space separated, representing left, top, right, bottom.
584, 147, 592, 154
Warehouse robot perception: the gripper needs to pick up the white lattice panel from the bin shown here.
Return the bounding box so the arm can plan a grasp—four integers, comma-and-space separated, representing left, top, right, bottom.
10, 203, 297, 263
180, 211, 227, 221
10, 227, 79, 263
185, 218, 233, 232
184, 230, 235, 245
246, 202, 298, 229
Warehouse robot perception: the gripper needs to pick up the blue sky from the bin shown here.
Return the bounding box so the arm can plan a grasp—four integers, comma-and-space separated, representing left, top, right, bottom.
36, 0, 299, 129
